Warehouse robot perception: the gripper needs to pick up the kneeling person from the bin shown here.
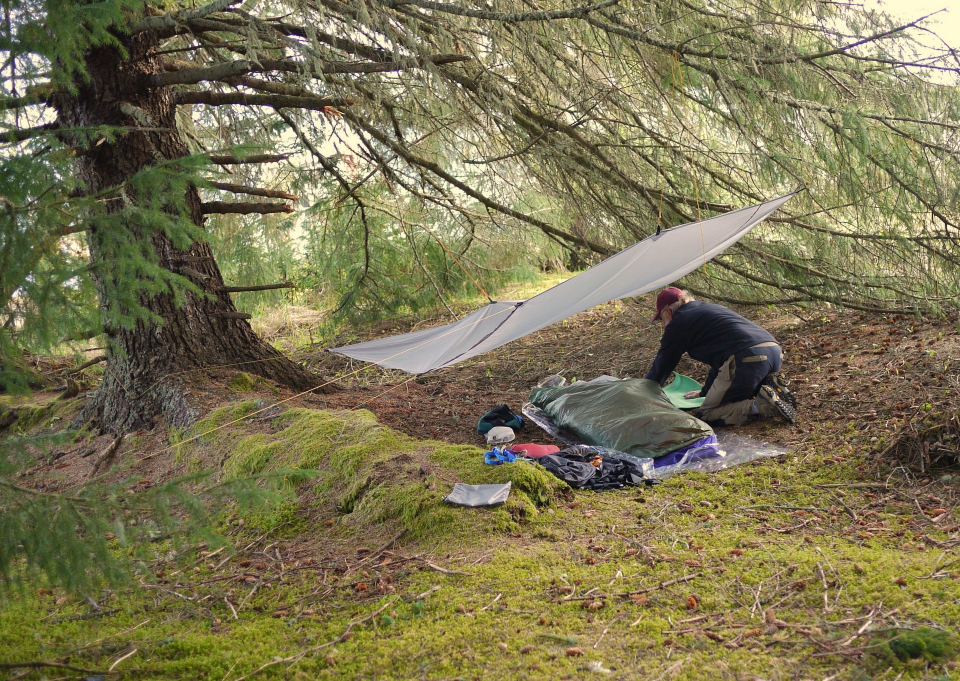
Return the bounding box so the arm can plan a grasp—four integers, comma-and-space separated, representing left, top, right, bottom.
645, 288, 796, 426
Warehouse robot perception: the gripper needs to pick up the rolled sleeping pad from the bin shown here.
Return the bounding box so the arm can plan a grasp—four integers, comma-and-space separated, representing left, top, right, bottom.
512, 443, 561, 458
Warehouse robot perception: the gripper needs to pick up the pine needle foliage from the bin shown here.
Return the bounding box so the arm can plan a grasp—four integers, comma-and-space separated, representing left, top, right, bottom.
2, 0, 960, 394
0, 431, 314, 595
161, 0, 960, 318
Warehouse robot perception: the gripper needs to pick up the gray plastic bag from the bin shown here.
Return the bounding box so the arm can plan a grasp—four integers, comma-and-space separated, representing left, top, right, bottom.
443, 482, 512, 507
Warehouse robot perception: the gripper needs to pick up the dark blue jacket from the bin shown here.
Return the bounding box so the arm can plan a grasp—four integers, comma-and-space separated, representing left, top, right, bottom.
645, 301, 776, 390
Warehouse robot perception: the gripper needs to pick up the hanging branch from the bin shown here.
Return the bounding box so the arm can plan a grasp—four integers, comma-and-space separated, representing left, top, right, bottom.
345, 112, 616, 255
377, 0, 621, 22
221, 282, 295, 293
65, 355, 107, 375
151, 54, 470, 87
200, 201, 294, 215
208, 182, 298, 200
206, 153, 289, 165
127, 0, 240, 36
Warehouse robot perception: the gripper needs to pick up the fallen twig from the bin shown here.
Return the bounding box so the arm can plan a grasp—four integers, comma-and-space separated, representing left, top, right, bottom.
562, 573, 702, 602
480, 592, 502, 611
48, 608, 120, 624
239, 521, 293, 552
347, 595, 401, 629
108, 648, 138, 672
0, 661, 112, 674
416, 585, 442, 600
87, 435, 124, 480
358, 529, 407, 566
815, 483, 889, 489
229, 597, 401, 681
237, 575, 263, 612
421, 560, 471, 576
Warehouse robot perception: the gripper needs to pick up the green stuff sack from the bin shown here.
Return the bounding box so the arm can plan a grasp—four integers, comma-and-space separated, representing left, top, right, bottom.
662, 372, 706, 409
528, 378, 713, 459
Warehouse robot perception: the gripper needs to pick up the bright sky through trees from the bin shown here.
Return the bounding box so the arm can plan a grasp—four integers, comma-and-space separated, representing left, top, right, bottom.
877, 1, 960, 47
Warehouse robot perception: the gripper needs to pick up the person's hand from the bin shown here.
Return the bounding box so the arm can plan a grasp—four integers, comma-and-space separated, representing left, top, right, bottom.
683, 390, 701, 399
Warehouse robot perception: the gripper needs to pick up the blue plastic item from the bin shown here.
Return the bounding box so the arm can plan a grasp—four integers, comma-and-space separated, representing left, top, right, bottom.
484, 446, 518, 465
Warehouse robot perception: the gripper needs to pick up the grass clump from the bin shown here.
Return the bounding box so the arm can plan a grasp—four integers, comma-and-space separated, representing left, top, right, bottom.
228, 372, 257, 392
870, 626, 956, 666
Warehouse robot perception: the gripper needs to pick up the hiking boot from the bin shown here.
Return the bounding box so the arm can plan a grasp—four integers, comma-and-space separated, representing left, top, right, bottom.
755, 385, 797, 424
762, 372, 797, 409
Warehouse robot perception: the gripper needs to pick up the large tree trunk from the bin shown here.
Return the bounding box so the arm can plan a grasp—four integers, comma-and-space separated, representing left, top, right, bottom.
54, 32, 317, 434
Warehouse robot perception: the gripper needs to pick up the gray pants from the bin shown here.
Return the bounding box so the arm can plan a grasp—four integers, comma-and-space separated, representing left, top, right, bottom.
696, 342, 782, 426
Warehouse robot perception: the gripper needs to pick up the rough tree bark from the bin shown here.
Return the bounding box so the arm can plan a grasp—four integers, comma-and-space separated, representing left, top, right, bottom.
54, 32, 318, 434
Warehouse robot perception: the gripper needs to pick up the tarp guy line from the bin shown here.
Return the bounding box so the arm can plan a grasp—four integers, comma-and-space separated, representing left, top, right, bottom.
331, 193, 795, 374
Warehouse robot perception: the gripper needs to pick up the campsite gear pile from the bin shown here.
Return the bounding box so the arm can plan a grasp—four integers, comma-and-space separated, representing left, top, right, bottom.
454, 374, 790, 502
475, 403, 658, 488
536, 445, 656, 490
528, 377, 717, 459
479, 407, 522, 465
478, 405, 524, 435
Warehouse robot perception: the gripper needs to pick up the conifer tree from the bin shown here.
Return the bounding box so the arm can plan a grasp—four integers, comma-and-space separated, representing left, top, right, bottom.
3, 0, 960, 433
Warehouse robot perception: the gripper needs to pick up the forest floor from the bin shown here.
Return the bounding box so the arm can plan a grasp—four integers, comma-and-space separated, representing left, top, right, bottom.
2, 292, 960, 680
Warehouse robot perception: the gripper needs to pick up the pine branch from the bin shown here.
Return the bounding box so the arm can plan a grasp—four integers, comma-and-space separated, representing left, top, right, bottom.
176, 91, 344, 112
57, 329, 101, 344
221, 282, 295, 293
378, 0, 621, 22
0, 122, 58, 144
152, 54, 469, 87
346, 113, 616, 255
581, 8, 940, 66
127, 0, 241, 36
712, 259, 916, 314
208, 182, 298, 200
65, 355, 106, 376
221, 76, 320, 99
200, 201, 294, 215
216, 310, 252, 319
206, 153, 288, 164
0, 89, 54, 111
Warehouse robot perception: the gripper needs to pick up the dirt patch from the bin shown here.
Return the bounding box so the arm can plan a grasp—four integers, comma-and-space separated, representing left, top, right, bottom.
308, 300, 960, 464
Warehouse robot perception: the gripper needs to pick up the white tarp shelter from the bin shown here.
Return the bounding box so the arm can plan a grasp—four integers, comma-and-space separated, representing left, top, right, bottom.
331, 194, 794, 374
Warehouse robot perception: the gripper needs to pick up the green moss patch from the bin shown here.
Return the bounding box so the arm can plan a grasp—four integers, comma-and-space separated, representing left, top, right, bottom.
6, 401, 960, 680
196, 404, 568, 543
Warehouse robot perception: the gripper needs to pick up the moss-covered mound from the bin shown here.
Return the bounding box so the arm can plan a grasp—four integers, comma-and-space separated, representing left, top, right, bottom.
176, 401, 567, 541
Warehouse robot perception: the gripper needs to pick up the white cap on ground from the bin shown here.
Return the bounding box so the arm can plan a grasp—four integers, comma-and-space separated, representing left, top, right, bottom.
486, 426, 516, 445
